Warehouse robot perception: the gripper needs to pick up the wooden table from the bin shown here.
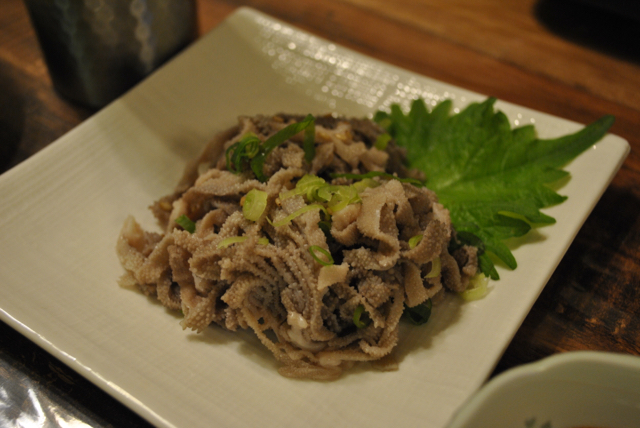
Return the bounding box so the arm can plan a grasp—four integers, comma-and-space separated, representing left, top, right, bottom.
1, 0, 639, 426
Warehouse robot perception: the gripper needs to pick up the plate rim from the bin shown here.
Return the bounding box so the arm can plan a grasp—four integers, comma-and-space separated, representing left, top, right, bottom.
0, 6, 630, 428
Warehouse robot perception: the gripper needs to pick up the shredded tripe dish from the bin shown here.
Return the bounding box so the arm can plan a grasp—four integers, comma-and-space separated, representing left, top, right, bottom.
116, 113, 478, 380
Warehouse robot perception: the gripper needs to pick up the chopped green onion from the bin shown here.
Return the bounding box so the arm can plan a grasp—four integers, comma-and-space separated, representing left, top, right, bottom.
327, 185, 360, 214
315, 184, 335, 202
408, 234, 423, 249
352, 178, 379, 193
226, 133, 261, 174
309, 245, 334, 266
318, 220, 332, 239
280, 175, 364, 215
243, 189, 268, 221
303, 117, 316, 163
403, 300, 432, 325
271, 204, 328, 227
459, 273, 489, 301
425, 257, 441, 278
217, 236, 269, 249
251, 115, 315, 182
279, 174, 326, 201
330, 171, 424, 187
217, 236, 247, 249
175, 214, 196, 233
374, 133, 392, 150
353, 304, 370, 328
225, 143, 237, 171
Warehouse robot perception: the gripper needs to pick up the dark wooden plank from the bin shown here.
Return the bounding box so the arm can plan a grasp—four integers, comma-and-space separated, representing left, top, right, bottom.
337, 0, 640, 111
1, 0, 639, 425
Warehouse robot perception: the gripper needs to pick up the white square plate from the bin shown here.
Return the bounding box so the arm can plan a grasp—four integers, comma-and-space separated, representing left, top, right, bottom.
0, 7, 629, 428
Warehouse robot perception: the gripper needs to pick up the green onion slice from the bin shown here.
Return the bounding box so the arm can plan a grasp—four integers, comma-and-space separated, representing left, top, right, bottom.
403, 300, 432, 325
271, 204, 328, 227
279, 174, 326, 201
217, 236, 269, 249
308, 245, 334, 266
374, 133, 392, 150
318, 220, 332, 238
459, 273, 489, 301
251, 115, 315, 182
226, 133, 261, 174
303, 117, 316, 163
408, 234, 423, 249
217, 236, 247, 249
175, 214, 196, 233
425, 257, 441, 279
279, 175, 366, 215
331, 171, 424, 187
353, 304, 370, 329
352, 178, 379, 193
243, 189, 268, 221
327, 185, 360, 214
315, 184, 335, 202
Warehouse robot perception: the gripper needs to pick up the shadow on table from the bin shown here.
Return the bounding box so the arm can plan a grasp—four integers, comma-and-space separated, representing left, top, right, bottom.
0, 63, 25, 173
535, 0, 640, 65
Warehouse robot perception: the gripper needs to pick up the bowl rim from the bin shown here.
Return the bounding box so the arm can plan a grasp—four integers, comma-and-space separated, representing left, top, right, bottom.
445, 350, 640, 428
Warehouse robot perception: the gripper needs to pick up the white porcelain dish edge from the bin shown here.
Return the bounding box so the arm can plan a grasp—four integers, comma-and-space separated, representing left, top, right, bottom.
446, 351, 640, 428
0, 7, 630, 428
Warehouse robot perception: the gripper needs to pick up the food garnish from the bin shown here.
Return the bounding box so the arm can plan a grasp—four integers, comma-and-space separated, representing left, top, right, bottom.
226, 114, 315, 182
117, 99, 613, 379
375, 97, 614, 279
308, 245, 334, 266
242, 189, 268, 221
175, 214, 196, 233
403, 299, 433, 325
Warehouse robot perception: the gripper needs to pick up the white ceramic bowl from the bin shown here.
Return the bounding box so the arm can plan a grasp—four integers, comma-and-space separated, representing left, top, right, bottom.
446, 351, 640, 428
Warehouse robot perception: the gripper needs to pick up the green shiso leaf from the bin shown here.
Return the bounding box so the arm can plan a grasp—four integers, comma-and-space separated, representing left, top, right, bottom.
375, 97, 614, 279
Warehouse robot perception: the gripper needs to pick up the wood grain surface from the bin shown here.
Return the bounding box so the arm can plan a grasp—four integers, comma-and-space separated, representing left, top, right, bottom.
1, 0, 639, 426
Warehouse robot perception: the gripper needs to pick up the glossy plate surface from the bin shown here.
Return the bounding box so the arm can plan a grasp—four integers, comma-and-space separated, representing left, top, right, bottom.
0, 7, 629, 428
